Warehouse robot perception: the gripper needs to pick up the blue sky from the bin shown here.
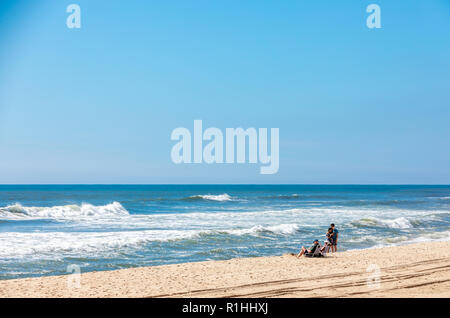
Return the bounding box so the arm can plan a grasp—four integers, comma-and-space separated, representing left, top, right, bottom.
0, 0, 449, 184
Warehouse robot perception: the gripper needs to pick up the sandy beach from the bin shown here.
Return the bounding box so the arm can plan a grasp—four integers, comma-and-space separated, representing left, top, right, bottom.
0, 241, 449, 298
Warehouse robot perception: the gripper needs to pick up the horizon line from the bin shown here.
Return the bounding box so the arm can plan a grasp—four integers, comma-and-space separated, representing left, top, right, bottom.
0, 183, 449, 186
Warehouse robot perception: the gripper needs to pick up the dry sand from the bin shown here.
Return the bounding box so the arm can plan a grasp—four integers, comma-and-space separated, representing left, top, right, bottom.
1, 241, 449, 298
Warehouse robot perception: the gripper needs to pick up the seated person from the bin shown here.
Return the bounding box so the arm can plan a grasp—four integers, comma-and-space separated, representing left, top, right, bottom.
297, 239, 320, 258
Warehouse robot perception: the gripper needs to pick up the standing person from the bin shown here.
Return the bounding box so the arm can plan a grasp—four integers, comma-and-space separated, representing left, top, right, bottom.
330, 223, 339, 252
324, 227, 334, 253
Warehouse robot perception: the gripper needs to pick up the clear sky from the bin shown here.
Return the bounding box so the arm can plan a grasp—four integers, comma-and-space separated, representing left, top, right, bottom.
0, 0, 449, 184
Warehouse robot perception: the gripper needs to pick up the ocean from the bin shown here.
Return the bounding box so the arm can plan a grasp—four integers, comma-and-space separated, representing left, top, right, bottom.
0, 185, 449, 280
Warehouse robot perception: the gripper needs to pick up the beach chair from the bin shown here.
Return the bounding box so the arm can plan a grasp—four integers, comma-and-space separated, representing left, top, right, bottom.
304, 244, 325, 258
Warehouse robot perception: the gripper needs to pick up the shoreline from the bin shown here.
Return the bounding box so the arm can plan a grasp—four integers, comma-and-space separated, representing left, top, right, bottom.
0, 241, 449, 298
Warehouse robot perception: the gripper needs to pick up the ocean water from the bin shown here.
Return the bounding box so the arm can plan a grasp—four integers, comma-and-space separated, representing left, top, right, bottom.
0, 185, 449, 280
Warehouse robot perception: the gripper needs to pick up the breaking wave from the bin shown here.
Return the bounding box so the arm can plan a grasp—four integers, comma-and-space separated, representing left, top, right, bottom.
182, 194, 232, 202
351, 216, 414, 229
0, 202, 129, 220
224, 223, 300, 236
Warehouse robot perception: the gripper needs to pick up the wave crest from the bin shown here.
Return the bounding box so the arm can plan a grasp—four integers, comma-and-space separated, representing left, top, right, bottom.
352, 216, 413, 229
183, 194, 232, 202
0, 202, 129, 220
225, 223, 300, 236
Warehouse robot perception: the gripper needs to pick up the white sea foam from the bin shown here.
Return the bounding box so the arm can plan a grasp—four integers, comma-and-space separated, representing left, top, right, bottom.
0, 202, 129, 220
0, 222, 302, 259
0, 223, 298, 259
0, 200, 448, 262
355, 230, 450, 251
3, 223, 446, 261
0, 230, 203, 259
